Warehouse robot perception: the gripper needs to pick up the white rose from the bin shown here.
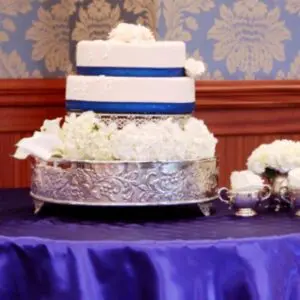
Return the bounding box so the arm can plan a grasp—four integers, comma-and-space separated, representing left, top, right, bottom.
108, 23, 155, 43
184, 58, 206, 79
230, 170, 264, 191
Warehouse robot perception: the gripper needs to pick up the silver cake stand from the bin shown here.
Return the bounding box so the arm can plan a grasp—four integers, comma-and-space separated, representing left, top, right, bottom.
30, 157, 219, 216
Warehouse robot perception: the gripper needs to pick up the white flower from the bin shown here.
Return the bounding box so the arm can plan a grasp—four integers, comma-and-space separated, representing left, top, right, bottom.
108, 23, 155, 43
14, 117, 63, 160
287, 168, 300, 189
183, 118, 217, 160
110, 123, 141, 160
61, 111, 117, 160
14, 114, 217, 162
40, 118, 62, 135
14, 131, 62, 161
247, 140, 300, 174
230, 170, 264, 191
109, 117, 217, 161
184, 58, 206, 79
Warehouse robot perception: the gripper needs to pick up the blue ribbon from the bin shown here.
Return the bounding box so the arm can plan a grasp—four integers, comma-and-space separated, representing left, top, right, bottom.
66, 100, 194, 114
77, 66, 185, 77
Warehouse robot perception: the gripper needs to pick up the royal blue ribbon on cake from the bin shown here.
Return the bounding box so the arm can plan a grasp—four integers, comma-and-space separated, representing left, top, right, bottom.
77, 66, 185, 77
66, 100, 194, 114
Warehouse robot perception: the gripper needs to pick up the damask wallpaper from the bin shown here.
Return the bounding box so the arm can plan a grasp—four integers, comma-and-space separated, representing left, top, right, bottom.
0, 0, 299, 79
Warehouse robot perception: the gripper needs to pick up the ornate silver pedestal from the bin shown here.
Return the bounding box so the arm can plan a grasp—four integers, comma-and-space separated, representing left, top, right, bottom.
30, 158, 218, 215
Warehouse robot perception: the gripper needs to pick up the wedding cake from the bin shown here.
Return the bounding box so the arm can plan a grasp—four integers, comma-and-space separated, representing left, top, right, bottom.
14, 23, 218, 213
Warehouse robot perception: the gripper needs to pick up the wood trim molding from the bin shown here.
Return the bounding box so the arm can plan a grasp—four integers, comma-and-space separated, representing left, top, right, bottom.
0, 78, 65, 107
196, 80, 300, 109
195, 80, 300, 136
0, 79, 65, 133
1, 78, 300, 107
1, 78, 300, 108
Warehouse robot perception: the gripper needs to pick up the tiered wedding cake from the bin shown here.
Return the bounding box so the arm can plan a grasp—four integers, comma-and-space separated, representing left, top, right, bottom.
14, 23, 218, 214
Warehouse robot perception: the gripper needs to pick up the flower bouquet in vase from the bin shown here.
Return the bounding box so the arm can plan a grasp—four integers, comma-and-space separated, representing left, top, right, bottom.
247, 140, 300, 211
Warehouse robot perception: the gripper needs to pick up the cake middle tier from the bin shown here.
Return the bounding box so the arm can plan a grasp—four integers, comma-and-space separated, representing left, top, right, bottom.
66, 76, 195, 114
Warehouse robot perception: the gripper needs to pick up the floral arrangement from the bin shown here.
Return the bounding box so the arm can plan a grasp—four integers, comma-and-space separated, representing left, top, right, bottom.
247, 140, 300, 176
230, 170, 264, 191
107, 22, 206, 79
14, 111, 217, 162
287, 168, 300, 189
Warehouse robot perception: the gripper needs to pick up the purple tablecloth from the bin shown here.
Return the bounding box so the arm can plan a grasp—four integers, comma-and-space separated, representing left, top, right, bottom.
1, 189, 300, 300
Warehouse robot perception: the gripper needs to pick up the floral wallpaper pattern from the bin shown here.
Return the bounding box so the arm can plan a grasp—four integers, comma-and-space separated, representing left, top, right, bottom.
0, 0, 300, 79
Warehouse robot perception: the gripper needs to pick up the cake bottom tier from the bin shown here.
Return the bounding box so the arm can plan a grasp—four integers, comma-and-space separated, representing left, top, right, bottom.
30, 158, 218, 209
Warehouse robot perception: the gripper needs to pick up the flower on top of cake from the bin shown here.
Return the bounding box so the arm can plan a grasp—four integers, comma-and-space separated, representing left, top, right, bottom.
108, 22, 155, 43
13, 112, 217, 162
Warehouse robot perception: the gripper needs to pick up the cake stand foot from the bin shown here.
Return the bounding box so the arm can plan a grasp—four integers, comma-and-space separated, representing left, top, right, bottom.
198, 203, 212, 216
33, 199, 44, 214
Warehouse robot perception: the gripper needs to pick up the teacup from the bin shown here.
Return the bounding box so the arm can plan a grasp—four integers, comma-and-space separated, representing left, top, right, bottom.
218, 185, 272, 217
280, 187, 300, 216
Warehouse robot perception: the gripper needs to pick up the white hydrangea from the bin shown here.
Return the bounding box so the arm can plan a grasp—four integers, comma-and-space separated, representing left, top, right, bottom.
288, 168, 300, 189
230, 170, 264, 191
61, 112, 117, 160
184, 58, 206, 79
108, 23, 155, 43
14, 111, 217, 162
247, 140, 300, 174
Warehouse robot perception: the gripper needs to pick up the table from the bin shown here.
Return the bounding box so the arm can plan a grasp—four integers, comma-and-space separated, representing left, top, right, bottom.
1, 189, 300, 300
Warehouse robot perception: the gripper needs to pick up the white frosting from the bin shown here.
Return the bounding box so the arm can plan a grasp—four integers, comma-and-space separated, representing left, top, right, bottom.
66, 75, 195, 104
76, 41, 186, 68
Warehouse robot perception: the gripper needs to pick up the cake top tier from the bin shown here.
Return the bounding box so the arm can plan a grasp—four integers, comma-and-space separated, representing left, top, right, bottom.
76, 23, 205, 79
77, 41, 186, 70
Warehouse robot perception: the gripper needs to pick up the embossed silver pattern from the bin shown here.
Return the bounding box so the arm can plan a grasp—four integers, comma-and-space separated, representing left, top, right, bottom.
30, 158, 218, 206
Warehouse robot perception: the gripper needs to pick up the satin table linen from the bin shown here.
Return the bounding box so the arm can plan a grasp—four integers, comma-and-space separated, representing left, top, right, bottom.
1, 189, 300, 300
